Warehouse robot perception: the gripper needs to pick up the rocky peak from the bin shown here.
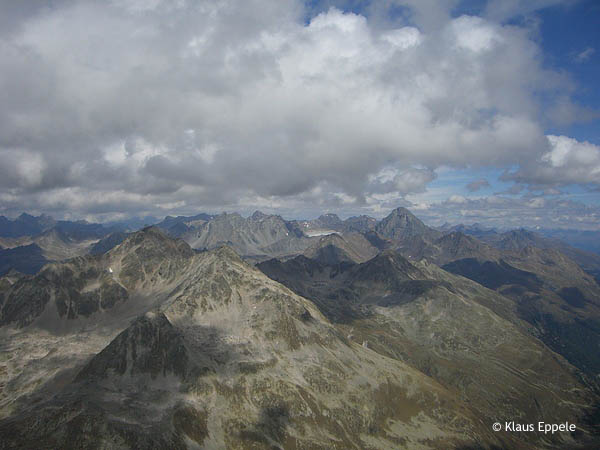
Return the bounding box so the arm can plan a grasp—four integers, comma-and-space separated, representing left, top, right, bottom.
17, 213, 36, 221
250, 210, 268, 221
382, 207, 418, 225
343, 215, 377, 232
308, 243, 354, 266
318, 213, 342, 224
210, 245, 244, 263
438, 231, 474, 245
352, 249, 424, 283
110, 226, 194, 260
497, 229, 544, 251
75, 311, 188, 382
376, 207, 437, 241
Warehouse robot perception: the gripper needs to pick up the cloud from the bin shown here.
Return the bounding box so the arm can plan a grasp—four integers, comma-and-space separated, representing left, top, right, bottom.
448, 194, 468, 203
483, 0, 577, 22
466, 178, 491, 192
574, 46, 595, 63
0, 0, 594, 221
368, 167, 437, 196
416, 195, 600, 231
545, 96, 600, 126
503, 135, 600, 188
495, 184, 525, 195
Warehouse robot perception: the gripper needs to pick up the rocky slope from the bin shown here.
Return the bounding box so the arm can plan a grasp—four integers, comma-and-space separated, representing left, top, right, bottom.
0, 244, 47, 276
454, 226, 600, 279
181, 212, 315, 259
259, 251, 600, 448
302, 232, 379, 264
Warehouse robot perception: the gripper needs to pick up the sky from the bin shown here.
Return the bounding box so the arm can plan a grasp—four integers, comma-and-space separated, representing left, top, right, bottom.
0, 0, 599, 229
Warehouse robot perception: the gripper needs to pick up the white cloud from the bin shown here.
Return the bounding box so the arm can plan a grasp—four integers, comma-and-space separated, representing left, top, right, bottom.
451, 16, 503, 53
417, 195, 600, 231
574, 47, 595, 63
504, 135, 600, 187
448, 195, 468, 203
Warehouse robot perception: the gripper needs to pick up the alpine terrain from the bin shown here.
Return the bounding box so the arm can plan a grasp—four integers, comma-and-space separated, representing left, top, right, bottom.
0, 209, 599, 449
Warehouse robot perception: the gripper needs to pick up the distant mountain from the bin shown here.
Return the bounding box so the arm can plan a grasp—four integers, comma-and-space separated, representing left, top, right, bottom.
438, 222, 500, 239
104, 215, 160, 231
311, 213, 344, 230
181, 211, 314, 259
0, 213, 119, 241
538, 228, 600, 254
375, 207, 441, 243
454, 226, 600, 282
155, 212, 215, 237
343, 215, 378, 233
0, 228, 103, 276
302, 232, 379, 264
0, 213, 55, 238
52, 220, 117, 240
424, 231, 500, 264
0, 244, 47, 276
0, 214, 123, 275
291, 213, 377, 235
89, 231, 129, 255
33, 228, 100, 261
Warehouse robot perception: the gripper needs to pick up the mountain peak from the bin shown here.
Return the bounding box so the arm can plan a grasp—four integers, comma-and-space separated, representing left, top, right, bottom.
390, 206, 414, 216
251, 210, 268, 220
383, 207, 422, 224
210, 245, 243, 262
351, 249, 424, 283
75, 311, 188, 382
139, 225, 170, 238
376, 207, 438, 242
110, 226, 194, 261
316, 213, 343, 229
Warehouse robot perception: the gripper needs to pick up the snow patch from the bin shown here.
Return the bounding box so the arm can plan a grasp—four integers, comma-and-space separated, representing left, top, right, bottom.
305, 230, 338, 237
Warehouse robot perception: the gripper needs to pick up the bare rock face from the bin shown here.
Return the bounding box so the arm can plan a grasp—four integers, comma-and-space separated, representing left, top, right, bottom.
182, 212, 314, 259
76, 311, 188, 382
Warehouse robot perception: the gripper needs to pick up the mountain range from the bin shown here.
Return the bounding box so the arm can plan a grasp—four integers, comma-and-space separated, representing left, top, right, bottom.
1, 208, 599, 448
